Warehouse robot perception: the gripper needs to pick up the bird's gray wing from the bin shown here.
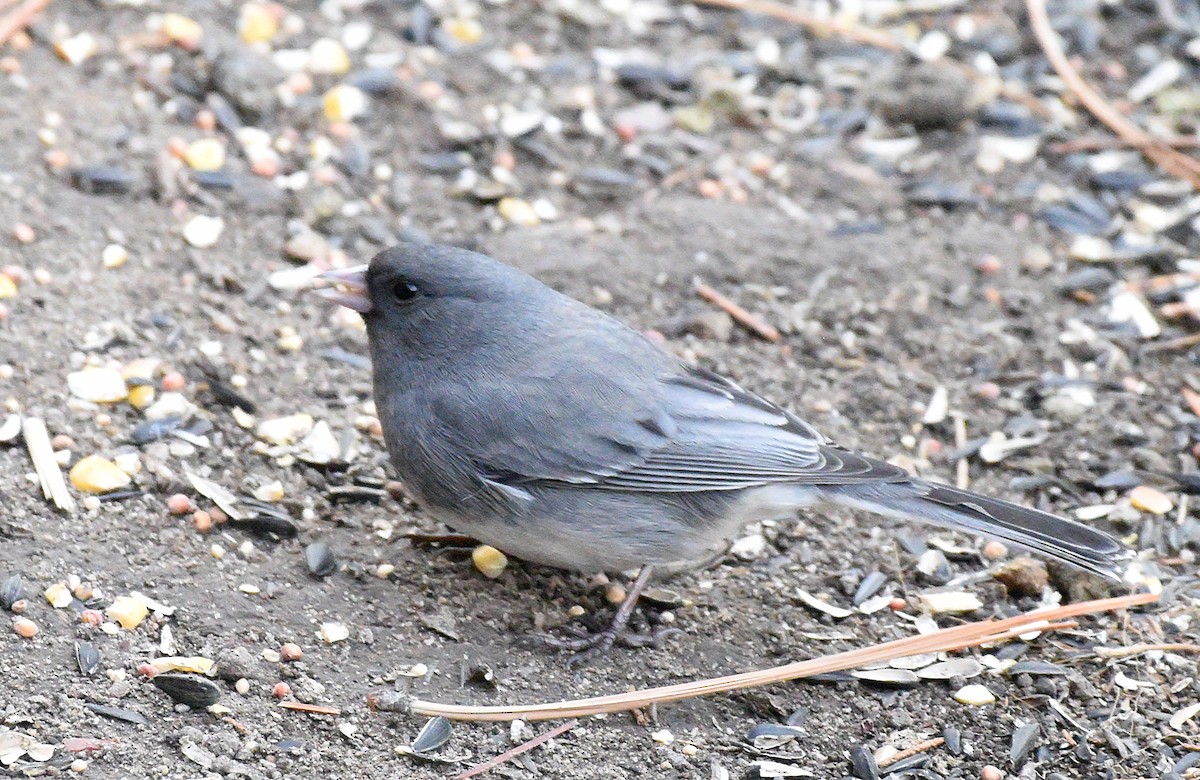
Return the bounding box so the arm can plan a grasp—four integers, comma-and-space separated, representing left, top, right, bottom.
592, 366, 912, 492
430, 361, 908, 494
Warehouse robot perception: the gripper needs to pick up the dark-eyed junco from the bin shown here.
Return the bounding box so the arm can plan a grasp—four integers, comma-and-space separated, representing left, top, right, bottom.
319, 243, 1128, 660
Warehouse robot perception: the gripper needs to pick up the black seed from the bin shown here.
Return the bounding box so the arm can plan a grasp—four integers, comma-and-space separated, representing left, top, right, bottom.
1010, 722, 1039, 765
76, 641, 101, 676
1007, 661, 1066, 676
346, 68, 400, 94
418, 152, 472, 173
904, 181, 979, 208
1039, 203, 1111, 235
1174, 752, 1200, 773
1092, 470, 1142, 491
1, 575, 22, 610
942, 725, 961, 755
1170, 472, 1200, 494
85, 703, 148, 725
850, 744, 881, 780
130, 416, 185, 445
747, 723, 805, 740
71, 166, 136, 194
205, 379, 256, 413
880, 753, 928, 774
305, 540, 337, 577
853, 571, 887, 605
1057, 267, 1115, 295
152, 672, 221, 708
192, 170, 237, 189
411, 716, 452, 754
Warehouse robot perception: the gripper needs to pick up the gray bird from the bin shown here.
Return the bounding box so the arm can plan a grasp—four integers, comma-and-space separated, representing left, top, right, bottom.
319, 243, 1128, 660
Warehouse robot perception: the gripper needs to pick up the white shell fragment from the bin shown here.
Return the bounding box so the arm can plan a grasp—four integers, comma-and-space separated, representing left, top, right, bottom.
796, 590, 853, 619
67, 367, 128, 403
978, 432, 1045, 464
182, 215, 225, 248
922, 386, 949, 425
1107, 290, 1161, 339
1169, 702, 1200, 730
918, 658, 984, 680
257, 414, 315, 446
297, 420, 341, 465
319, 622, 350, 643
917, 591, 983, 614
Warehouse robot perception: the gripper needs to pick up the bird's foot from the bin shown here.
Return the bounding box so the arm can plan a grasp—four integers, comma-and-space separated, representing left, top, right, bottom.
528, 624, 682, 667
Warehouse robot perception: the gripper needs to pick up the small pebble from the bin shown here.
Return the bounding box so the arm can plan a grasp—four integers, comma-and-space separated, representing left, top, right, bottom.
167, 494, 192, 515
12, 223, 35, 244
13, 617, 38, 638
981, 766, 1004, 780
183, 138, 226, 172
235, 678, 250, 695
161, 372, 186, 392
272, 682, 290, 698
982, 540, 1008, 561
192, 510, 212, 533
55, 32, 98, 65
182, 215, 224, 248
280, 642, 303, 661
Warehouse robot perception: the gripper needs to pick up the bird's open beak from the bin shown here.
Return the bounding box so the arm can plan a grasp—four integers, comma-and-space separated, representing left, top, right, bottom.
315, 265, 372, 313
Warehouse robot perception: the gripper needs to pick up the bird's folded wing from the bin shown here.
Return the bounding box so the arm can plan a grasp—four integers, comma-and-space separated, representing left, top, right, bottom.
594, 368, 912, 492
432, 363, 909, 493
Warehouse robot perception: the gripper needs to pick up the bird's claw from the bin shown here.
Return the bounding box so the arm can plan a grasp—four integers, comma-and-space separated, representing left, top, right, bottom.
525, 625, 682, 666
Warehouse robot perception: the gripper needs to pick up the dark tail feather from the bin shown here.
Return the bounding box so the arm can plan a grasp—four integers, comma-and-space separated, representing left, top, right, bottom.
826, 480, 1130, 581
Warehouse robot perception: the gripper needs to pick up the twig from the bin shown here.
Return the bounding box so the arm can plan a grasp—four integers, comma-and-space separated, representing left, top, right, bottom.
1047, 136, 1200, 154
0, 0, 52, 46
279, 701, 340, 716
1143, 333, 1200, 354
455, 720, 579, 780
1182, 387, 1200, 418
695, 281, 781, 342
877, 737, 945, 769
1093, 642, 1200, 659
689, 0, 1052, 119
23, 417, 76, 513
953, 414, 969, 490
1025, 0, 1200, 188
409, 592, 1156, 721
688, 0, 902, 50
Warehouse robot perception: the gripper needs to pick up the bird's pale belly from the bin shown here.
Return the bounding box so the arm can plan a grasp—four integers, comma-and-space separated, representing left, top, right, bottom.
424, 483, 820, 573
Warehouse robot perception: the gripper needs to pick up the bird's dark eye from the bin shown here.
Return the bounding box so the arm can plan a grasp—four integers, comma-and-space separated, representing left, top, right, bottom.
392, 279, 419, 301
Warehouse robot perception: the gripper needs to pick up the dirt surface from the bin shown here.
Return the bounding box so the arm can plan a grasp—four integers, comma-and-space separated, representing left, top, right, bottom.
1, 1, 1198, 779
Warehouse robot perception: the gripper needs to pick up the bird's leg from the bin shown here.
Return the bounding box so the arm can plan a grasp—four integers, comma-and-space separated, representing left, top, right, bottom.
530, 565, 680, 665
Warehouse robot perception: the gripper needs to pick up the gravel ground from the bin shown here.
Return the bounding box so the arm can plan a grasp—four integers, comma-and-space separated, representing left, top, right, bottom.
1, 0, 1199, 778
